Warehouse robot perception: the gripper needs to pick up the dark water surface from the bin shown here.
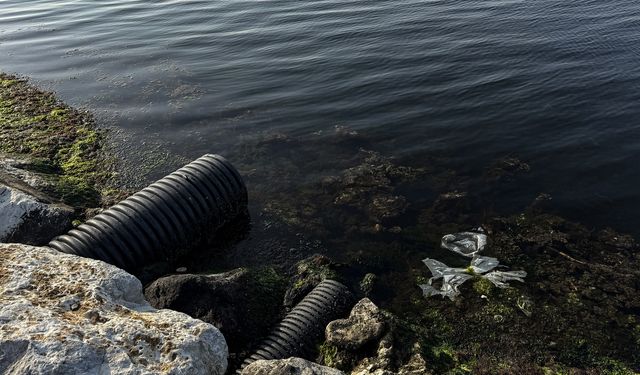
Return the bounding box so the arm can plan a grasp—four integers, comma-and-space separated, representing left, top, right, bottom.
2, 0, 640, 236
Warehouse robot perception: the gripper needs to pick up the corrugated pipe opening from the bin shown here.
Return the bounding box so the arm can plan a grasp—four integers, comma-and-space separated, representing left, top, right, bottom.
237, 279, 354, 373
48, 154, 247, 271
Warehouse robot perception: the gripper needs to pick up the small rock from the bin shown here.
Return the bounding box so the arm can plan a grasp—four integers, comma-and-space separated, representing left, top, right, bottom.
176, 267, 187, 273
326, 298, 386, 350
242, 357, 345, 375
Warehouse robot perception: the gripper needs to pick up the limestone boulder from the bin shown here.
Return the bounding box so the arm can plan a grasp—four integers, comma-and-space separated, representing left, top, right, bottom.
0, 243, 228, 374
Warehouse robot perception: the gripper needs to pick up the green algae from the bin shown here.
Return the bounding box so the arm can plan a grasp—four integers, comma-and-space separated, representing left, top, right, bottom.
0, 72, 114, 208
472, 277, 495, 296
318, 342, 340, 368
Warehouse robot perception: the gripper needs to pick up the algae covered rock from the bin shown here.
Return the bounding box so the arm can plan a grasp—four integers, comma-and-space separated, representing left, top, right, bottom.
326, 298, 387, 350
0, 243, 228, 375
284, 254, 340, 308
319, 300, 429, 375
242, 357, 345, 375
0, 73, 115, 209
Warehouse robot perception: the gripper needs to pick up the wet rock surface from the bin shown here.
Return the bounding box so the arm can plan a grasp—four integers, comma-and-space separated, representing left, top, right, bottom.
0, 243, 228, 375
283, 254, 341, 308
318, 300, 428, 375
0, 73, 118, 210
0, 183, 73, 245
242, 357, 345, 375
326, 298, 387, 350
144, 267, 287, 353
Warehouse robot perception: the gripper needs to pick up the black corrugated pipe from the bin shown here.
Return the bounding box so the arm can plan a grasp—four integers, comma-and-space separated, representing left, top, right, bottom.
48, 154, 247, 271
237, 279, 353, 373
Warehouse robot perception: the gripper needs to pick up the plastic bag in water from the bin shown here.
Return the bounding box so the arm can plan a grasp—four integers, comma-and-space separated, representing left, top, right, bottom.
419, 273, 474, 300
469, 255, 499, 274
419, 255, 526, 300
422, 258, 467, 279
441, 230, 487, 257
419, 258, 473, 300
484, 270, 527, 288
419, 230, 526, 300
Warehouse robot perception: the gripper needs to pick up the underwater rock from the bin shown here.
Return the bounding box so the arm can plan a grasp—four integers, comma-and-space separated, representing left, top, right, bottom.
370, 195, 408, 221
255, 149, 421, 236
326, 298, 387, 350
0, 183, 73, 245
359, 273, 377, 297
321, 308, 430, 375
330, 150, 421, 224
284, 254, 340, 308
0, 243, 227, 374
144, 267, 286, 353
428, 191, 473, 224
484, 157, 530, 181
242, 357, 345, 375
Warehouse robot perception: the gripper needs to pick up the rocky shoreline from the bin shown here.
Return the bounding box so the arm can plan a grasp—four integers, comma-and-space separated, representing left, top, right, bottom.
2, 74, 640, 374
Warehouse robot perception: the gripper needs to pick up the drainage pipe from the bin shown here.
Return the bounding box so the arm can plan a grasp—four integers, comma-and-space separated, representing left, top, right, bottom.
238, 279, 353, 373
48, 154, 247, 271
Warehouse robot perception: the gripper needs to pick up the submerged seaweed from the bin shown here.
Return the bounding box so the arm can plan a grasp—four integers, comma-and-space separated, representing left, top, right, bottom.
219, 132, 640, 373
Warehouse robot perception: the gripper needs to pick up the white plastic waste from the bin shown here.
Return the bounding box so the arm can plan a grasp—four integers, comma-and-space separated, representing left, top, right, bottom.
440, 230, 487, 257
419, 230, 526, 300
484, 270, 527, 288
419, 259, 473, 299
422, 258, 467, 279
469, 256, 499, 274
419, 255, 526, 300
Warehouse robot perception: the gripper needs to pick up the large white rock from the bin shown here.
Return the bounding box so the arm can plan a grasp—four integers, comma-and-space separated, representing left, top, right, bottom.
0, 243, 228, 374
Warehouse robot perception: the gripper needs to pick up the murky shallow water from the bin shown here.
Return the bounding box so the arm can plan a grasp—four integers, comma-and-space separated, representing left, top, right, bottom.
2, 0, 640, 370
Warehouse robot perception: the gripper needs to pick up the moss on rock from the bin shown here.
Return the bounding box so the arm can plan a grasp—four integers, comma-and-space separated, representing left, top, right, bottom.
0, 72, 115, 209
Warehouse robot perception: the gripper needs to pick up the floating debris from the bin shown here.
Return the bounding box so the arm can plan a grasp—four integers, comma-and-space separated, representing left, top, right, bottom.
419, 255, 526, 300
440, 230, 487, 257
419, 259, 473, 299
516, 295, 533, 317
484, 269, 527, 288
419, 231, 526, 300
